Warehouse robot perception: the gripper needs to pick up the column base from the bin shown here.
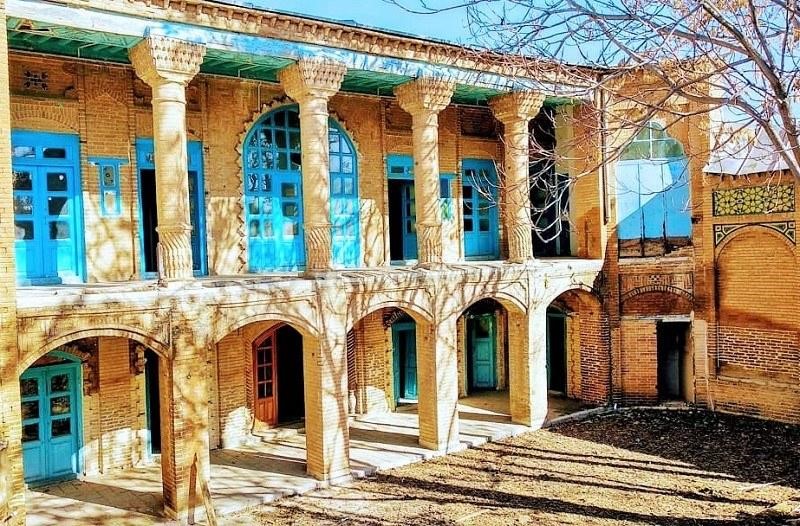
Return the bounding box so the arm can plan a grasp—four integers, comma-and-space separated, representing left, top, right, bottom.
418, 438, 462, 452
306, 466, 352, 483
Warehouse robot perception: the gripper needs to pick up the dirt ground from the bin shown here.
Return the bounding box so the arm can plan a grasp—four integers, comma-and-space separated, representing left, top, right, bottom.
220, 409, 800, 525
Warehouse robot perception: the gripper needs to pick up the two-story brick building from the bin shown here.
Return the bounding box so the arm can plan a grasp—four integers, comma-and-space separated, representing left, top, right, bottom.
0, 0, 610, 523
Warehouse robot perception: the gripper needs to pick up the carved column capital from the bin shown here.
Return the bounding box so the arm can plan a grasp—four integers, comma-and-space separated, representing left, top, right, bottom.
394, 77, 455, 116
129, 35, 206, 87
279, 58, 347, 103
489, 90, 546, 124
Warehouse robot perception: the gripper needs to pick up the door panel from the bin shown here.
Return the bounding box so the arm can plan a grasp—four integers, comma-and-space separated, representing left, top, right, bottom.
462, 162, 499, 259
401, 182, 417, 260
20, 364, 80, 484
253, 333, 277, 425
468, 314, 496, 390
392, 323, 417, 400
13, 168, 42, 279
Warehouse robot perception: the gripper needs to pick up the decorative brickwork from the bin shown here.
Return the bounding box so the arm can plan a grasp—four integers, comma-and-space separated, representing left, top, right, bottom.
713, 221, 796, 246
712, 184, 794, 216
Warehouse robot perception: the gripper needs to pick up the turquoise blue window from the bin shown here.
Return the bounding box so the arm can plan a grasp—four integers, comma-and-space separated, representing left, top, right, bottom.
90, 157, 127, 217
11, 130, 85, 284
329, 122, 360, 268
616, 122, 691, 246
135, 139, 207, 276
244, 106, 360, 272
462, 159, 500, 260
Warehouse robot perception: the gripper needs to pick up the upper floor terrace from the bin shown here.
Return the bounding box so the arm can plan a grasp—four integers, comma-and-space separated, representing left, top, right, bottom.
2, 0, 607, 306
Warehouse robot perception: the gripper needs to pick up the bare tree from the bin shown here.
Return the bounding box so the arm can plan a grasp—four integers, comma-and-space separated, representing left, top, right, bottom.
390, 0, 800, 252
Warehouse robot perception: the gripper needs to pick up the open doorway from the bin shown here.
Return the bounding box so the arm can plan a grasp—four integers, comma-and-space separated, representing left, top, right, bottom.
144, 349, 161, 456
546, 307, 567, 394
657, 321, 692, 401
388, 179, 416, 262
253, 324, 305, 427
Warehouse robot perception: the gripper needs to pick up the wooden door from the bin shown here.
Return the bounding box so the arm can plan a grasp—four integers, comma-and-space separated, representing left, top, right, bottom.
468, 313, 497, 390
253, 332, 277, 425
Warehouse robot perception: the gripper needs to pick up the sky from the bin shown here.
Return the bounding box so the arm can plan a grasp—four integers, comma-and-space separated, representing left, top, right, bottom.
238, 1, 474, 44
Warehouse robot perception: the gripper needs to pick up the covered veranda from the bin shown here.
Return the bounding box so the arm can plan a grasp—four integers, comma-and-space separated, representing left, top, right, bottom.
25, 392, 589, 526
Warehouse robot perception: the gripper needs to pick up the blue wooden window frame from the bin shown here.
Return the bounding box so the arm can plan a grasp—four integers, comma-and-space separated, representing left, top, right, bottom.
11, 130, 86, 285
134, 139, 208, 277
387, 154, 453, 261
616, 121, 691, 242
89, 157, 127, 217
329, 120, 360, 268
462, 158, 500, 260
243, 106, 306, 272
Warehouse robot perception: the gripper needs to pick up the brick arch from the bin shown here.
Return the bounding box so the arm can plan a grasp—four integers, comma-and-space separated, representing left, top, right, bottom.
717, 226, 797, 330
11, 102, 80, 133
19, 326, 170, 376
457, 292, 527, 318
346, 298, 433, 331
620, 285, 693, 304
540, 283, 601, 311
715, 223, 796, 256
212, 311, 320, 344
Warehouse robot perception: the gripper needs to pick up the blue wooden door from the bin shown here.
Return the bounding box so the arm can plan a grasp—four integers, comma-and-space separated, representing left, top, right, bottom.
12, 131, 83, 284
135, 139, 207, 276
462, 161, 499, 259
392, 323, 417, 400
20, 363, 81, 484
468, 313, 497, 390
329, 122, 360, 268
401, 182, 417, 260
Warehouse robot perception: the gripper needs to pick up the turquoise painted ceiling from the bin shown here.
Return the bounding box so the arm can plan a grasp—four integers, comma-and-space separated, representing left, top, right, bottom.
5, 17, 563, 106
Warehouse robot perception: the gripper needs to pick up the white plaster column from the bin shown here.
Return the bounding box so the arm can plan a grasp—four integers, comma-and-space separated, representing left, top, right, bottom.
129, 36, 205, 280
280, 58, 347, 273
489, 91, 546, 263
395, 77, 455, 267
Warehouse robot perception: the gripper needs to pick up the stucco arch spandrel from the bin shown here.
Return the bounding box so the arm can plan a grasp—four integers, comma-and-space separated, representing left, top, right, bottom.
715, 223, 796, 257
11, 101, 79, 133
18, 325, 171, 376
211, 301, 321, 344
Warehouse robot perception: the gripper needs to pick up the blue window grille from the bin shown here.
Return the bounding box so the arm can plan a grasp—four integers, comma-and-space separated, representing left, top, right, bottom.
89, 157, 127, 217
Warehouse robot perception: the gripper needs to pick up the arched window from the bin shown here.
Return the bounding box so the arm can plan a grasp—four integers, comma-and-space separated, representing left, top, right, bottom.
329, 122, 360, 268
243, 106, 360, 272
616, 122, 691, 257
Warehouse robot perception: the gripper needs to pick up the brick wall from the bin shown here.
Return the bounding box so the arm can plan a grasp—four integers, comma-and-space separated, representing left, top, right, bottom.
352, 311, 391, 414
619, 318, 658, 403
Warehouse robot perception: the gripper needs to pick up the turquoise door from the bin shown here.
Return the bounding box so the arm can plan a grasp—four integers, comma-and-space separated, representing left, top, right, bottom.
392, 323, 417, 400
20, 363, 81, 484
135, 139, 207, 276
12, 131, 84, 284
462, 160, 499, 260
401, 182, 417, 260
468, 313, 497, 390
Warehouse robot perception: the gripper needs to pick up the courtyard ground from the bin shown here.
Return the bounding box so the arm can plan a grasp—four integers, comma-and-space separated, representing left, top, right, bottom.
221, 409, 800, 526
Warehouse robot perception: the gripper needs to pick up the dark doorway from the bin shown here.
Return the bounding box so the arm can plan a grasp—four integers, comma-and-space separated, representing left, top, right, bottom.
657, 321, 690, 401
388, 179, 416, 261
139, 169, 159, 274
546, 308, 567, 393
144, 349, 161, 455
276, 325, 305, 424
